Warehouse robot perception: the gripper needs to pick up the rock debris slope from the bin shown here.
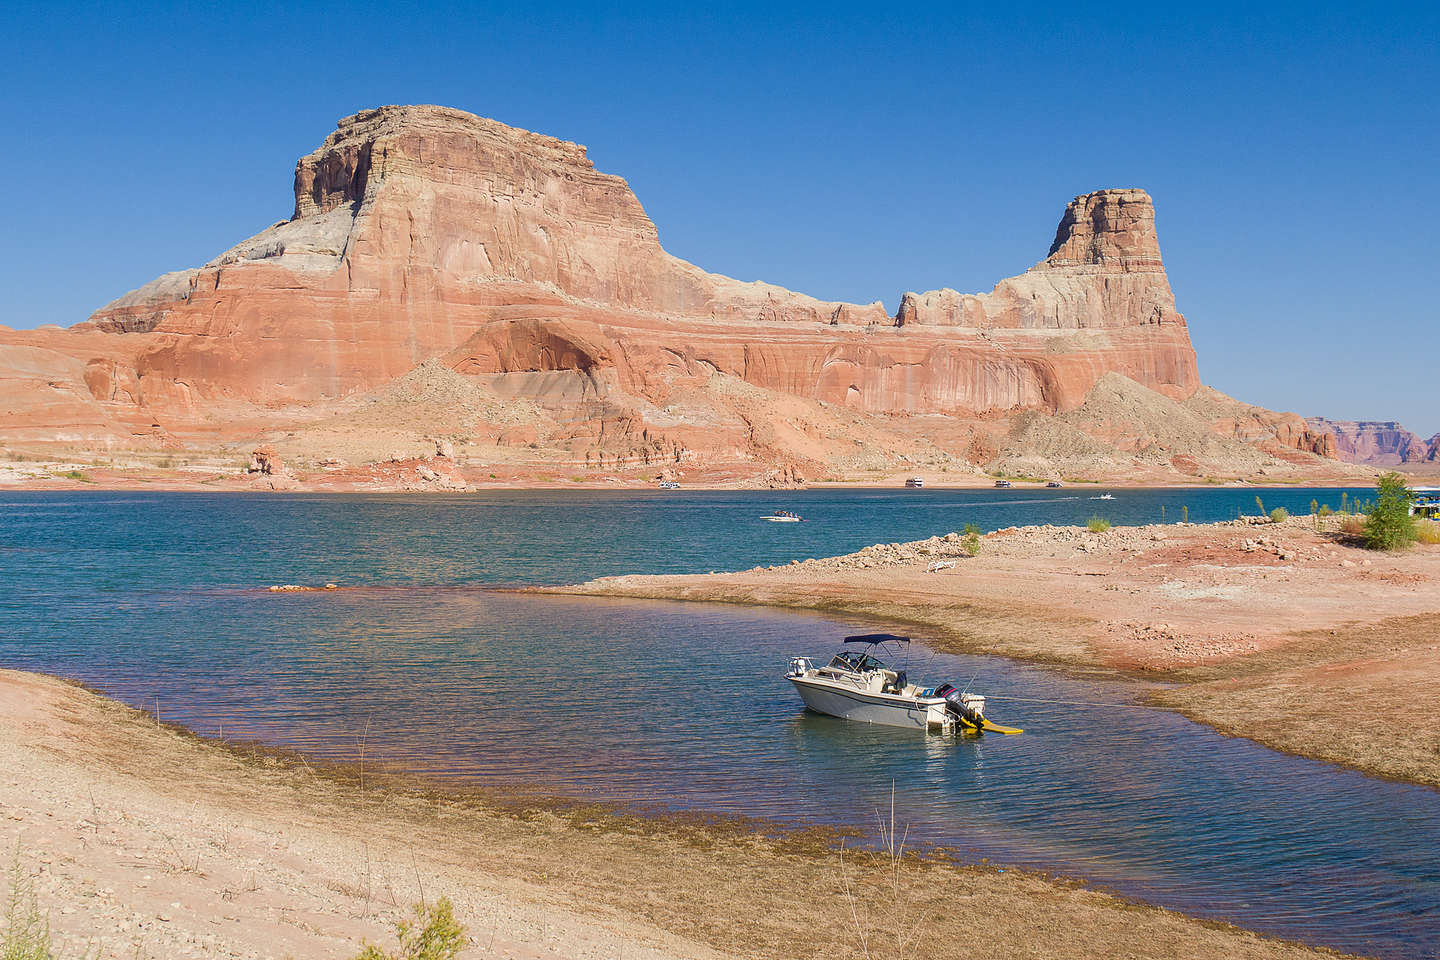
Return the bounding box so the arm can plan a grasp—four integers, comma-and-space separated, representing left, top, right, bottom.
0, 104, 1340, 480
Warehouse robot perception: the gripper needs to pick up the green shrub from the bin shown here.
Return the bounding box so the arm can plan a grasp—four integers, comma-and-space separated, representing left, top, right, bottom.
354, 898, 465, 960
2, 849, 54, 960
1181, 505, 1189, 523
1269, 507, 1289, 523
962, 523, 982, 557
1317, 504, 1333, 517
1254, 495, 1265, 517
1363, 472, 1418, 551
1086, 516, 1110, 533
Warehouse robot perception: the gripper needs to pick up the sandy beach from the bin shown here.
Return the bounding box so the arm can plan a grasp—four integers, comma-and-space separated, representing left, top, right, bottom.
550, 515, 1440, 788
1, 669, 1353, 960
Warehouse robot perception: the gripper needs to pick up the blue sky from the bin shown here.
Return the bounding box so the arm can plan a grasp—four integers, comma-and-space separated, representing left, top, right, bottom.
2, 2, 1436, 435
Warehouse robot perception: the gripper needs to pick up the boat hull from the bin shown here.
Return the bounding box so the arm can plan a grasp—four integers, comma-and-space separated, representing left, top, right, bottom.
789, 676, 951, 731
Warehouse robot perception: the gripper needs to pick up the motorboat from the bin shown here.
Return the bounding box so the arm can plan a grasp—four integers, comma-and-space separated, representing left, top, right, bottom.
786, 634, 1021, 735
905, 477, 924, 488
994, 480, 1013, 489
762, 510, 805, 522
1046, 480, 1063, 488
658, 480, 681, 490
1091, 493, 1115, 501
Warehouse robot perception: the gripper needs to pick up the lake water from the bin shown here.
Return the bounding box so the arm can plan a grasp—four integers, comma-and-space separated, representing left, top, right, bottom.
2, 488, 1436, 959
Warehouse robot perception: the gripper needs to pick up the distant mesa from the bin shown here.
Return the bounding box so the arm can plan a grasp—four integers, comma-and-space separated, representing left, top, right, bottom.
1306, 418, 1440, 465
0, 104, 1350, 483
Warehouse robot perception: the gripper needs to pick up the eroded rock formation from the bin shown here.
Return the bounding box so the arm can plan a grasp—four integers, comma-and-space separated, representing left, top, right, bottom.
1306, 418, 1434, 465
0, 104, 1340, 481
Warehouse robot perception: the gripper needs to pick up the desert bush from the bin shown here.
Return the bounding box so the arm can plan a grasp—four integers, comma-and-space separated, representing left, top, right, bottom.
1340, 515, 1366, 537
353, 898, 465, 960
1317, 504, 1333, 517
1417, 520, 1440, 545
1363, 472, 1418, 551
961, 523, 982, 557
1269, 507, 1289, 523
1254, 495, 1266, 517
3, 849, 54, 960
1086, 516, 1110, 533
1181, 505, 1189, 523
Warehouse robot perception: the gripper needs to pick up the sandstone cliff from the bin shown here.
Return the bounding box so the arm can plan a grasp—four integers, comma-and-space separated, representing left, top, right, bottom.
0, 105, 1342, 483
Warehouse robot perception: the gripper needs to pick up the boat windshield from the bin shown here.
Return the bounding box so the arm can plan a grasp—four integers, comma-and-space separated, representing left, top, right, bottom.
827, 651, 886, 673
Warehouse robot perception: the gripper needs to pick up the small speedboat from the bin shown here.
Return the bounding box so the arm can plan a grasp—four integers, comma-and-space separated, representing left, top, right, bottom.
905, 477, 924, 488
1091, 493, 1115, 500
658, 480, 681, 490
1046, 480, 1063, 488
762, 510, 805, 522
786, 634, 1022, 735
994, 480, 1013, 489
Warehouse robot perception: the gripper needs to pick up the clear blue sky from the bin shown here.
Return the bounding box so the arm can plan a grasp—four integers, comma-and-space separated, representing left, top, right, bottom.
2, 2, 1435, 435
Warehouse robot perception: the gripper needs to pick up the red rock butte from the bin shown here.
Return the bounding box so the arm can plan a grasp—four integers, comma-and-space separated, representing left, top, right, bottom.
0, 104, 1338, 480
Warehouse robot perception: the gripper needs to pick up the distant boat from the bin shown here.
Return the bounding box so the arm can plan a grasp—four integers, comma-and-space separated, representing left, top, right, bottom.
1091, 493, 1115, 500
1046, 480, 1063, 488
762, 510, 804, 522
658, 480, 681, 490
905, 477, 924, 488
994, 480, 1013, 489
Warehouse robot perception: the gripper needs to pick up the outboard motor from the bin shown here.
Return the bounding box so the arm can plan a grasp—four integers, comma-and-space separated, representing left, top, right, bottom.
936, 682, 986, 727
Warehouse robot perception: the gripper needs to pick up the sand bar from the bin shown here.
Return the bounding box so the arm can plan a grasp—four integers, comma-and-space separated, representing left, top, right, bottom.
550, 516, 1440, 788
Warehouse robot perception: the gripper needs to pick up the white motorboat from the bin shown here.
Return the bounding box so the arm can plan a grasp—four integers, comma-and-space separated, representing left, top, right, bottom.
786, 634, 1021, 735
1091, 493, 1115, 500
658, 480, 681, 490
762, 510, 805, 522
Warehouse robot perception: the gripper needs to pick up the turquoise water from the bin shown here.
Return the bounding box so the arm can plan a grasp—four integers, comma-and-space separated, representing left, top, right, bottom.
2, 489, 1436, 959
